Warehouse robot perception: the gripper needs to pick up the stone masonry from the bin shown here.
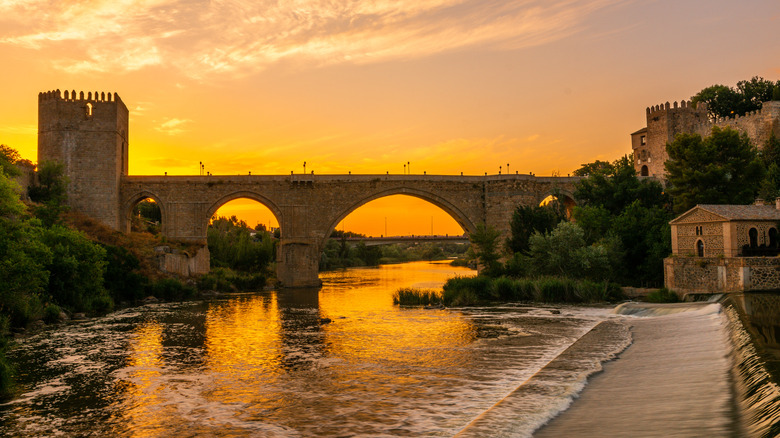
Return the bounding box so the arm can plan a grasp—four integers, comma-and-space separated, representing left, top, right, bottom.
35, 89, 579, 288
632, 100, 780, 178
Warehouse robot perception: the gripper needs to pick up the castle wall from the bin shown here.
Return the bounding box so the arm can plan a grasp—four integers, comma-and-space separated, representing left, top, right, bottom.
634, 100, 780, 177
38, 90, 129, 229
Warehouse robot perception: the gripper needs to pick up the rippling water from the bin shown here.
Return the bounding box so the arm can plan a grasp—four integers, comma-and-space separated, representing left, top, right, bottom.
0, 261, 611, 437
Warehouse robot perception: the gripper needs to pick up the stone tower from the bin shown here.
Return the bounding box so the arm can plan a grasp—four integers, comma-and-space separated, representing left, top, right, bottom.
38, 89, 129, 229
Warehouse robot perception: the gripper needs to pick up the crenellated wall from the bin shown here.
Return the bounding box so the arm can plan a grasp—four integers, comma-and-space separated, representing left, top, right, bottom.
632, 99, 780, 177
38, 89, 129, 229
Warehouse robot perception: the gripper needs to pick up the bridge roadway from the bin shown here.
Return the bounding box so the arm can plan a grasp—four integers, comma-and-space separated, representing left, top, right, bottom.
119, 173, 579, 287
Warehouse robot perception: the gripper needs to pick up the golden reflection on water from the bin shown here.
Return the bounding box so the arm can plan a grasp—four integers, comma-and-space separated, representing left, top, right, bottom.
204, 294, 283, 403
120, 261, 479, 434
121, 322, 169, 436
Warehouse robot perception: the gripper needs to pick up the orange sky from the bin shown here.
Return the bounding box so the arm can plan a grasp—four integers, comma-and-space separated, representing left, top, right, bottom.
1, 0, 779, 236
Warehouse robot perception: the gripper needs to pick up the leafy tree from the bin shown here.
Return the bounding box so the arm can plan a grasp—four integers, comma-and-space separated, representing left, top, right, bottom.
572, 160, 614, 177
691, 77, 780, 119
610, 201, 671, 286
40, 225, 109, 313
574, 155, 667, 215
665, 126, 765, 213
208, 215, 275, 272
28, 160, 69, 226
469, 223, 502, 276
0, 145, 21, 177
526, 222, 611, 281
506, 205, 562, 254
0, 171, 25, 220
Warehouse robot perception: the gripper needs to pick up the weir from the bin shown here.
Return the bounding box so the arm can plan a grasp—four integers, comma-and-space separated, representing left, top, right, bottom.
34, 89, 580, 287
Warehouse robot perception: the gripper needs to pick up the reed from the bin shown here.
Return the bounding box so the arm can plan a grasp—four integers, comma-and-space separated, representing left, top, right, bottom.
392, 288, 442, 305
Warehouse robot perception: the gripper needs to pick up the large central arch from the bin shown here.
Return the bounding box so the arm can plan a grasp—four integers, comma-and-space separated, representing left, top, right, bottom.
321, 187, 477, 249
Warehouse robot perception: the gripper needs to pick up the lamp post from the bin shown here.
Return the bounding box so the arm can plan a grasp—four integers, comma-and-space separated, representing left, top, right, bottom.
303, 161, 306, 174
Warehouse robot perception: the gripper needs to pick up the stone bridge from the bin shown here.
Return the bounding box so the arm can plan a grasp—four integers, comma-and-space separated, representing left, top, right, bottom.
120, 173, 579, 287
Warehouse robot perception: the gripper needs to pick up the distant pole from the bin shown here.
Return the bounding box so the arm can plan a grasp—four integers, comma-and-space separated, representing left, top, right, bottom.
404, 164, 406, 174
199, 161, 202, 175
499, 165, 502, 175
507, 163, 510, 174
303, 161, 306, 174
408, 161, 410, 174
385, 217, 387, 236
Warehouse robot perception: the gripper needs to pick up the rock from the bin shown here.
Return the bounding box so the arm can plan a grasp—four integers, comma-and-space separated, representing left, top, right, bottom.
550, 309, 561, 315
72, 313, 87, 320
58, 311, 69, 322
143, 296, 159, 304
320, 318, 332, 324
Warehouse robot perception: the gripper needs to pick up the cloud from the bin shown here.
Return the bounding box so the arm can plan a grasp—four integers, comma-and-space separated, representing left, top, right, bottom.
0, 0, 625, 78
155, 118, 192, 135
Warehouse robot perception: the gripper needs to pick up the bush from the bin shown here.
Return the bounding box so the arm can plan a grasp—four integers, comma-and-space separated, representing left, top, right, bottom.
392, 288, 441, 305
536, 277, 577, 303
574, 280, 625, 302
197, 268, 267, 292
646, 288, 679, 303
442, 276, 495, 305
494, 276, 521, 301
42, 304, 62, 324
103, 245, 147, 303
149, 278, 196, 301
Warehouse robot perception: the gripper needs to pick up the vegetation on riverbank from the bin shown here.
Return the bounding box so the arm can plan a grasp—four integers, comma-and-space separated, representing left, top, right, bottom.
319, 237, 468, 271
394, 277, 624, 306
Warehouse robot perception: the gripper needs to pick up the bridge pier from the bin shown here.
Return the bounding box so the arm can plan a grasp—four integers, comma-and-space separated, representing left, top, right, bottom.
276, 238, 323, 288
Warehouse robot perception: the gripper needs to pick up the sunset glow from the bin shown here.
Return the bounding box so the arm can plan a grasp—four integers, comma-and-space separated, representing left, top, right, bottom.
1, 0, 778, 234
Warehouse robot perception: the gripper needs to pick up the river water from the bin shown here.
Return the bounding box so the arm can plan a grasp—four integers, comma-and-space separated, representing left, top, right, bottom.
0, 261, 625, 437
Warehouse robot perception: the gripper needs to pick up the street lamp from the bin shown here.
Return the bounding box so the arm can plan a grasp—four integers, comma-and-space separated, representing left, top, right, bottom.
303, 161, 307, 174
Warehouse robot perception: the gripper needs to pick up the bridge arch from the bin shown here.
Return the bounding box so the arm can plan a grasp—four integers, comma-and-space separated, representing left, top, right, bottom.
321, 187, 477, 249
122, 190, 166, 234
538, 189, 577, 219
205, 191, 284, 231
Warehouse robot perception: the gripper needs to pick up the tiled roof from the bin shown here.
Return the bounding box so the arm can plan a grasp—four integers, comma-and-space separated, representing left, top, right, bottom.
697, 204, 780, 221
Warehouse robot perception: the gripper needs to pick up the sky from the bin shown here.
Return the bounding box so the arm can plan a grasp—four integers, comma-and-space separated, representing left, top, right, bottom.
1, 0, 779, 236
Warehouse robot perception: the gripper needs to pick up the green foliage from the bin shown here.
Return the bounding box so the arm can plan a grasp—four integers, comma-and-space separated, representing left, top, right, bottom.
506, 205, 562, 254
0, 145, 21, 177
208, 215, 275, 273
392, 288, 441, 305
440, 275, 624, 306
0, 219, 51, 326
28, 161, 69, 226
103, 245, 148, 303
40, 225, 110, 313
42, 304, 62, 324
0, 170, 25, 220
442, 276, 496, 306
149, 278, 196, 301
646, 288, 680, 303
691, 77, 780, 119
666, 126, 765, 214
574, 155, 667, 215
131, 199, 161, 234
526, 222, 612, 281
197, 267, 267, 292
572, 160, 615, 177
469, 223, 502, 277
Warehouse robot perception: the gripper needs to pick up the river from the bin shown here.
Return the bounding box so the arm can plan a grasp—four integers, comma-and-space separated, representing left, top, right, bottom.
0, 261, 627, 437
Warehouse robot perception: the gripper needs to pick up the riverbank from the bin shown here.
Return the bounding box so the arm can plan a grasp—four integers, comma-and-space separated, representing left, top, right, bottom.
535, 302, 738, 437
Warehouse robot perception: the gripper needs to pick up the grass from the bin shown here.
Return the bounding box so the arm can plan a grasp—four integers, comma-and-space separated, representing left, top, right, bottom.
392, 288, 442, 305
645, 287, 680, 303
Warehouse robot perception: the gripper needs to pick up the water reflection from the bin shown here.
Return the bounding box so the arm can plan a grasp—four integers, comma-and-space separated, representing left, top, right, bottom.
731, 293, 780, 374
1, 262, 607, 437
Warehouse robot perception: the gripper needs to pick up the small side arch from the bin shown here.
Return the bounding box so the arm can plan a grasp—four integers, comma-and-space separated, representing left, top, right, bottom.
122, 190, 166, 233
640, 165, 649, 176
321, 187, 477, 248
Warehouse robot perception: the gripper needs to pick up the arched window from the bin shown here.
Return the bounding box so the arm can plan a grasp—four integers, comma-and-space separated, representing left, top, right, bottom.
770, 228, 778, 248
749, 228, 758, 248
85, 102, 93, 118
697, 240, 704, 257
640, 165, 649, 176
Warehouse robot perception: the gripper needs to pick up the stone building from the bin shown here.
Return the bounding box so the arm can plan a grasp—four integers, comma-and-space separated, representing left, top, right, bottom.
664, 202, 780, 294
631, 100, 780, 178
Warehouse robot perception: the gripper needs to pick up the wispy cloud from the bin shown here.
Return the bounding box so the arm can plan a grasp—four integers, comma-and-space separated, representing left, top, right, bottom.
155, 118, 192, 135
0, 0, 625, 77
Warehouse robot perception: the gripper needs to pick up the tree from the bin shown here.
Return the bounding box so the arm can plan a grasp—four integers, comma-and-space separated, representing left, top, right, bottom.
0, 145, 21, 177
28, 160, 69, 226
469, 223, 502, 276
665, 126, 765, 213
574, 155, 667, 215
572, 160, 614, 177
691, 77, 780, 119
506, 205, 562, 254
526, 222, 611, 281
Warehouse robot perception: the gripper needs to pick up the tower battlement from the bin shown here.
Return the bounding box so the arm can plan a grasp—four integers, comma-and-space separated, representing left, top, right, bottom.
632, 97, 780, 178
37, 88, 130, 229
